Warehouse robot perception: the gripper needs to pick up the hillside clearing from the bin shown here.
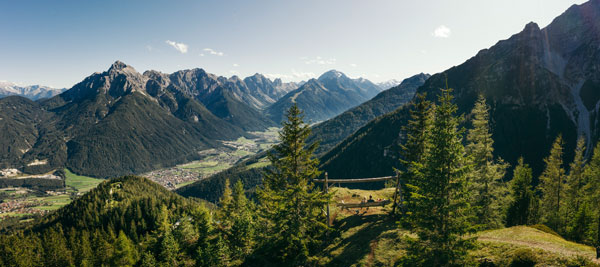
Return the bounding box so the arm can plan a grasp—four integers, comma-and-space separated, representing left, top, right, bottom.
316, 187, 600, 266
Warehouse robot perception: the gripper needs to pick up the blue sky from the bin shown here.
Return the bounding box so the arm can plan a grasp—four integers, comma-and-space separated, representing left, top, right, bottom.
0, 0, 587, 88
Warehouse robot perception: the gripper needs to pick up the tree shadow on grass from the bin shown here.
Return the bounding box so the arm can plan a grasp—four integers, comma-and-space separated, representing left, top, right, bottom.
324, 214, 398, 266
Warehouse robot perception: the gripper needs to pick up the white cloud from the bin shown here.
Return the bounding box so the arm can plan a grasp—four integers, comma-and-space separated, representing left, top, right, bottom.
233, 63, 239, 67
146, 45, 153, 52
292, 69, 316, 79
165, 40, 188, 53
304, 56, 336, 65
203, 48, 224, 56
199, 53, 205, 57
432, 25, 451, 38
229, 70, 239, 74
350, 63, 357, 67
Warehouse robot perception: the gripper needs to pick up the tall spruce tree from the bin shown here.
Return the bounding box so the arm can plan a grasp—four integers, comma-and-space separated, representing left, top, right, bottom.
583, 142, 600, 246
506, 158, 536, 226
565, 137, 586, 216
255, 103, 330, 265
399, 93, 433, 218
218, 179, 255, 264
112, 231, 137, 267
538, 135, 567, 233
465, 95, 508, 229
403, 88, 475, 266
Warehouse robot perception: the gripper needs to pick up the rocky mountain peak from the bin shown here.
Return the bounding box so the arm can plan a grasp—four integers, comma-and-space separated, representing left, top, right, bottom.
523, 21, 540, 32
318, 69, 347, 80
109, 60, 128, 71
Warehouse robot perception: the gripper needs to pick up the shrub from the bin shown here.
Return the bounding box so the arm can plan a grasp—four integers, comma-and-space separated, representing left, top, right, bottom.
509, 248, 537, 267
565, 255, 597, 267
529, 224, 560, 237
478, 258, 496, 267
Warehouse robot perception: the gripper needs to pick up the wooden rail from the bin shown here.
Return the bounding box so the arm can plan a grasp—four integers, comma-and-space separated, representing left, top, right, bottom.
313, 176, 394, 184
337, 200, 391, 209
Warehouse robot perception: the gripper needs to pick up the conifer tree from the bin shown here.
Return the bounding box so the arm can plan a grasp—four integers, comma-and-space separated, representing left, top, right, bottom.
219, 179, 234, 211
217, 179, 255, 263
583, 142, 600, 246
584, 142, 600, 206
159, 231, 179, 266
230, 180, 255, 257
404, 88, 475, 266
538, 135, 567, 233
112, 230, 137, 267
256, 103, 330, 265
42, 226, 74, 267
156, 204, 179, 266
465, 95, 508, 229
399, 93, 433, 218
70, 230, 93, 267
567, 202, 594, 244
140, 252, 157, 267
92, 229, 114, 266
565, 137, 586, 220
506, 158, 536, 226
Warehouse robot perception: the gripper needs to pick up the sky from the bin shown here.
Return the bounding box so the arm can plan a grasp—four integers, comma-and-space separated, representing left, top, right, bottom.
0, 0, 588, 88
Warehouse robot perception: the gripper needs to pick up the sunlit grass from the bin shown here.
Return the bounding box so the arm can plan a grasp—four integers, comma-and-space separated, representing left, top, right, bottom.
64, 168, 103, 193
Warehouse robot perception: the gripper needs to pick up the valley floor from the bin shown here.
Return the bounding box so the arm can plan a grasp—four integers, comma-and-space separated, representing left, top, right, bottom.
144, 127, 279, 189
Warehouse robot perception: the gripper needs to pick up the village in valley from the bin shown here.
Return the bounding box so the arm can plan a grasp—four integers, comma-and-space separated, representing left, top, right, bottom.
144, 127, 279, 190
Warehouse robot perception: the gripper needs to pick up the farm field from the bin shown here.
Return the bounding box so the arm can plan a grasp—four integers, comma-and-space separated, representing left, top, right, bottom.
0, 169, 103, 222
64, 169, 104, 193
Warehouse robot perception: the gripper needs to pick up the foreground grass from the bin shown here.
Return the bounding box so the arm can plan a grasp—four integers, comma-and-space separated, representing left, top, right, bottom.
316, 187, 599, 266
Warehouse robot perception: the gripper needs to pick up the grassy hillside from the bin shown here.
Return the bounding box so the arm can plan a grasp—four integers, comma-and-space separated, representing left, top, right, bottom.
314, 187, 600, 266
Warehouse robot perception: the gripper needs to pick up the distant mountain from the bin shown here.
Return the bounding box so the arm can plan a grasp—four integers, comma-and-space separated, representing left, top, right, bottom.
160, 69, 277, 131
320, 0, 600, 180
0, 81, 65, 100
1, 61, 246, 178
309, 73, 429, 155
266, 70, 381, 124
243, 74, 298, 108
377, 79, 402, 90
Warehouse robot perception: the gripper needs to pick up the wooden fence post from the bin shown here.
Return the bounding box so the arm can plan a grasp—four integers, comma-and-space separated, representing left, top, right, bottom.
391, 172, 402, 216
325, 172, 330, 227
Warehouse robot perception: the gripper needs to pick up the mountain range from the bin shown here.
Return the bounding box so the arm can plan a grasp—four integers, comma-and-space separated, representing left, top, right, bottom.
320, 0, 600, 180
266, 70, 382, 124
0, 81, 65, 100
377, 79, 402, 90
0, 62, 383, 178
